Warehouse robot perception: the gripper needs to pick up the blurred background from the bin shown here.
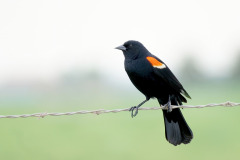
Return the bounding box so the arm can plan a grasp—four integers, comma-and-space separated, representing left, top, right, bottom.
0, 0, 240, 159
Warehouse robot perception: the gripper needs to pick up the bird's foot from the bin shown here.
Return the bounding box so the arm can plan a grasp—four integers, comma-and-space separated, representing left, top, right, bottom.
164, 97, 172, 112
129, 106, 139, 118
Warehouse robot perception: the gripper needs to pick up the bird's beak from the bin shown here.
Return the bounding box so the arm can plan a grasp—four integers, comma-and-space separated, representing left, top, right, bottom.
115, 45, 126, 51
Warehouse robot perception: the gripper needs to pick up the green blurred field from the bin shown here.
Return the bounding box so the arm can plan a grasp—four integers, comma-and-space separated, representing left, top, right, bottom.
0, 82, 240, 160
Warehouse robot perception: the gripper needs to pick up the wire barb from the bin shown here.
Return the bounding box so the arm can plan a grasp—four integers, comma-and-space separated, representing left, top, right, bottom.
0, 101, 239, 119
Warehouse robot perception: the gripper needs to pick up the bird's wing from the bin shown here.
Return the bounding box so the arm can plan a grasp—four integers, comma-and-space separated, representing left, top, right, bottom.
146, 56, 191, 99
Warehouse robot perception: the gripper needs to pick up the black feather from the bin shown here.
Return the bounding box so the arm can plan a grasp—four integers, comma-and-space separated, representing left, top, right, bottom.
162, 108, 193, 146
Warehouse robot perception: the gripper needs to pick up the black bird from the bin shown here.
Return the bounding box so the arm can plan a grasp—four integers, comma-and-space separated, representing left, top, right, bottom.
115, 40, 193, 146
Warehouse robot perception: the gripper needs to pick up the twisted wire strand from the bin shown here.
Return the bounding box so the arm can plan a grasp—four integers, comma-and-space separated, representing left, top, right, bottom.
0, 101, 239, 119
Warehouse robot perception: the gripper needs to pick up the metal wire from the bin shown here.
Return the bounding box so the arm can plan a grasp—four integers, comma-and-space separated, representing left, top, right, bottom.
0, 101, 239, 119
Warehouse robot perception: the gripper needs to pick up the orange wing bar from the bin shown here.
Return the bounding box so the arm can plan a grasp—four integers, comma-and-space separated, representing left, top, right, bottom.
146, 56, 164, 67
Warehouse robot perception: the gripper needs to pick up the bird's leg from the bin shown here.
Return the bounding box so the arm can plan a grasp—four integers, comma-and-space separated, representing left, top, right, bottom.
129, 99, 149, 118
164, 95, 172, 112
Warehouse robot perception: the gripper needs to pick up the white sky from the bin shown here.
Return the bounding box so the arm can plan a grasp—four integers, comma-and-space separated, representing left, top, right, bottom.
0, 0, 240, 85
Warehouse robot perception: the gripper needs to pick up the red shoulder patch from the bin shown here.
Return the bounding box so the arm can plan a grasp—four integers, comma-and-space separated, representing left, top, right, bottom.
146, 57, 166, 69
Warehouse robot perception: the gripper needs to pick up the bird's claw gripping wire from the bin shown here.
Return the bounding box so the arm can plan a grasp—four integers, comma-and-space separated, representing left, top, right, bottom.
164, 95, 172, 112
129, 106, 139, 118
129, 99, 149, 118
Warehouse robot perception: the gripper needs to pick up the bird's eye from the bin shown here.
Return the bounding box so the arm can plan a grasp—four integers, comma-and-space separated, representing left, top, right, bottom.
124, 44, 132, 51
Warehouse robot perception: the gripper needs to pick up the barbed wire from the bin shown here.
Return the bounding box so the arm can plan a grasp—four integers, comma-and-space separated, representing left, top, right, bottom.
0, 101, 239, 119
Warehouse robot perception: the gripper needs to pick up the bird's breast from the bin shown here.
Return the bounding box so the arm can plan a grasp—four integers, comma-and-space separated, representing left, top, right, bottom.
124, 58, 159, 98
124, 59, 153, 77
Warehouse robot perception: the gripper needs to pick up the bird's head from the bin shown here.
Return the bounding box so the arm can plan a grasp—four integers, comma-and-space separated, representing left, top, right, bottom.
115, 40, 149, 59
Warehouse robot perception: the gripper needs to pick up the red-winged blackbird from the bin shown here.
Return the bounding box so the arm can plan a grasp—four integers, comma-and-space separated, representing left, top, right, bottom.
115, 40, 193, 146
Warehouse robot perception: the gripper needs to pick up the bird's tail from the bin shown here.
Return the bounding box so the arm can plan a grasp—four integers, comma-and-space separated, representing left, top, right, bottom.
159, 98, 193, 146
